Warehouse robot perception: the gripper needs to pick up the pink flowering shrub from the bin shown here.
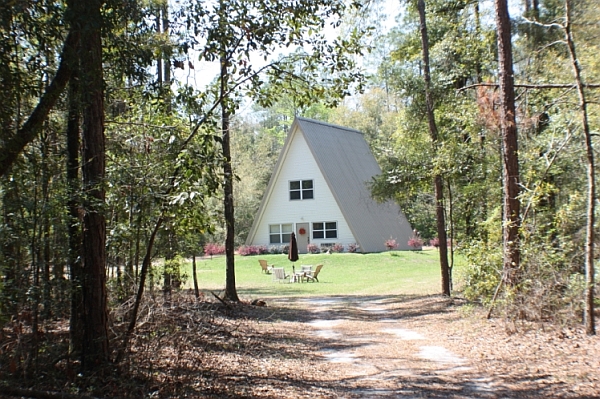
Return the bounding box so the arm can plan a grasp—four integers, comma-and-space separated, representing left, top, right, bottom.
204, 243, 225, 257
429, 237, 440, 248
237, 245, 269, 256
347, 243, 359, 253
307, 243, 320, 254
331, 243, 344, 253
385, 238, 399, 250
408, 237, 424, 249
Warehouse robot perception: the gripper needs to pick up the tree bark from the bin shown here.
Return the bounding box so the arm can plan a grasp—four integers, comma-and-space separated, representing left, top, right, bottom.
78, 0, 109, 368
417, 0, 451, 296
193, 254, 200, 298
67, 67, 84, 355
494, 0, 521, 284
564, 0, 595, 335
221, 50, 239, 302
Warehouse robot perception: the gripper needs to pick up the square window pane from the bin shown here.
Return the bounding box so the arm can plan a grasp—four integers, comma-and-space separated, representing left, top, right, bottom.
289, 181, 300, 190
326, 230, 337, 239
269, 225, 280, 234
313, 231, 324, 239
313, 222, 323, 230
325, 222, 337, 230
302, 180, 313, 189
282, 224, 293, 233
303, 190, 313, 199
270, 235, 281, 244
282, 233, 291, 243
290, 191, 301, 200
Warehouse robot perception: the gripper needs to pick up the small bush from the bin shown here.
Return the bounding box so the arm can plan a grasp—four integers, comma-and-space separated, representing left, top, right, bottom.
347, 243, 359, 253
269, 246, 283, 254
461, 240, 502, 303
385, 238, 399, 250
429, 237, 440, 248
331, 243, 344, 253
281, 244, 289, 254
204, 243, 225, 257
258, 245, 268, 254
408, 237, 423, 249
163, 256, 188, 289
237, 245, 261, 256
307, 243, 320, 254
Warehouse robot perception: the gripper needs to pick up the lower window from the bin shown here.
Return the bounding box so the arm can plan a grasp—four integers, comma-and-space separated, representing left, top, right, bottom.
269, 223, 293, 244
312, 221, 337, 239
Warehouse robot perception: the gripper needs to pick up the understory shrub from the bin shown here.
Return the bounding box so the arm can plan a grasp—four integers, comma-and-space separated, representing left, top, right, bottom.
461, 236, 588, 326
347, 243, 358, 253
512, 242, 585, 324
163, 256, 188, 289
461, 240, 502, 304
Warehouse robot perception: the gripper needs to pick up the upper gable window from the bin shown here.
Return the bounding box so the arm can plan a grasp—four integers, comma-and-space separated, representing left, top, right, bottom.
289, 180, 313, 200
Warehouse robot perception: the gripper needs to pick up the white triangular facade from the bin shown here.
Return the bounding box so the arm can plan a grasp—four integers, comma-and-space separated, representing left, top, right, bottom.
246, 117, 414, 253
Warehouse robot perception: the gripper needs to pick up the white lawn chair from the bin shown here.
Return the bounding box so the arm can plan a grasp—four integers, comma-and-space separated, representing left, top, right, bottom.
272, 267, 290, 283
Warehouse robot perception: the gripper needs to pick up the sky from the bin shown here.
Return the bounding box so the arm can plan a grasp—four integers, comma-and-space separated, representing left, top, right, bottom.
169, 0, 525, 117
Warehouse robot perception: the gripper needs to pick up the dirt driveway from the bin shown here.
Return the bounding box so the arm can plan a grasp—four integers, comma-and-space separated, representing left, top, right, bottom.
232, 295, 600, 399
2, 293, 597, 398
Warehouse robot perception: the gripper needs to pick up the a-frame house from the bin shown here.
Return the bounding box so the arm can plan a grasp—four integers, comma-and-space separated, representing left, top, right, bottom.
246, 117, 414, 253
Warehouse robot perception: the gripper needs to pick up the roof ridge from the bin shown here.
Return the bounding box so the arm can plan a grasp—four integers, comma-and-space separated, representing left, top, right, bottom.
295, 117, 363, 135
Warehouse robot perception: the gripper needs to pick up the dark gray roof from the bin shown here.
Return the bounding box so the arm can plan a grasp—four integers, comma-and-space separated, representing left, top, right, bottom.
295, 117, 412, 252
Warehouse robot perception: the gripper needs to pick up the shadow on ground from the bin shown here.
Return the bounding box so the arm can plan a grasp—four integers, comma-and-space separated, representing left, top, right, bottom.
1, 293, 594, 398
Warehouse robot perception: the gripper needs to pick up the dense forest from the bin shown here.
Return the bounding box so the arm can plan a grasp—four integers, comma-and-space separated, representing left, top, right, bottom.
0, 0, 598, 394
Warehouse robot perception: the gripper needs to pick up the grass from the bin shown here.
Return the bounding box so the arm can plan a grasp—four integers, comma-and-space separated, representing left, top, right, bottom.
182, 249, 462, 299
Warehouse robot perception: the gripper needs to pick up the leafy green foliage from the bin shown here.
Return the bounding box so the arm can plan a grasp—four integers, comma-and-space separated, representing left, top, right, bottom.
460, 240, 502, 303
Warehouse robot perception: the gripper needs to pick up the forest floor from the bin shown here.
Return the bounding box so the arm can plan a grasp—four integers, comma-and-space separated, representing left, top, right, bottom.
1, 292, 599, 398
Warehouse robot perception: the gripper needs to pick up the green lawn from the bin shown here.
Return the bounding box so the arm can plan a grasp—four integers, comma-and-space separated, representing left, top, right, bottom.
183, 249, 462, 299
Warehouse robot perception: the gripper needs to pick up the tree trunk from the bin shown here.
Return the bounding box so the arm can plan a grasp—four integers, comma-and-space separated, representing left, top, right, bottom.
2, 179, 20, 316
564, 0, 595, 335
221, 52, 239, 301
41, 133, 52, 320
79, 0, 109, 369
66, 68, 84, 356
220, 48, 239, 301
417, 0, 451, 296
193, 254, 200, 298
494, 0, 521, 285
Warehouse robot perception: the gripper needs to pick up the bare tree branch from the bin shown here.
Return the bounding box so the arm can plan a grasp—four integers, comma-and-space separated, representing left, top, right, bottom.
458, 82, 600, 92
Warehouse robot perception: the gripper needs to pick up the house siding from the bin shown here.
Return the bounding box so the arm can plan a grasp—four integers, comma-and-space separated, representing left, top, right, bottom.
246, 117, 414, 253
251, 126, 356, 251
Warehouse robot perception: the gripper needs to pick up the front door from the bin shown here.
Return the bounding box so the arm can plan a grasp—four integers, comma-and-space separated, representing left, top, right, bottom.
296, 223, 309, 254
